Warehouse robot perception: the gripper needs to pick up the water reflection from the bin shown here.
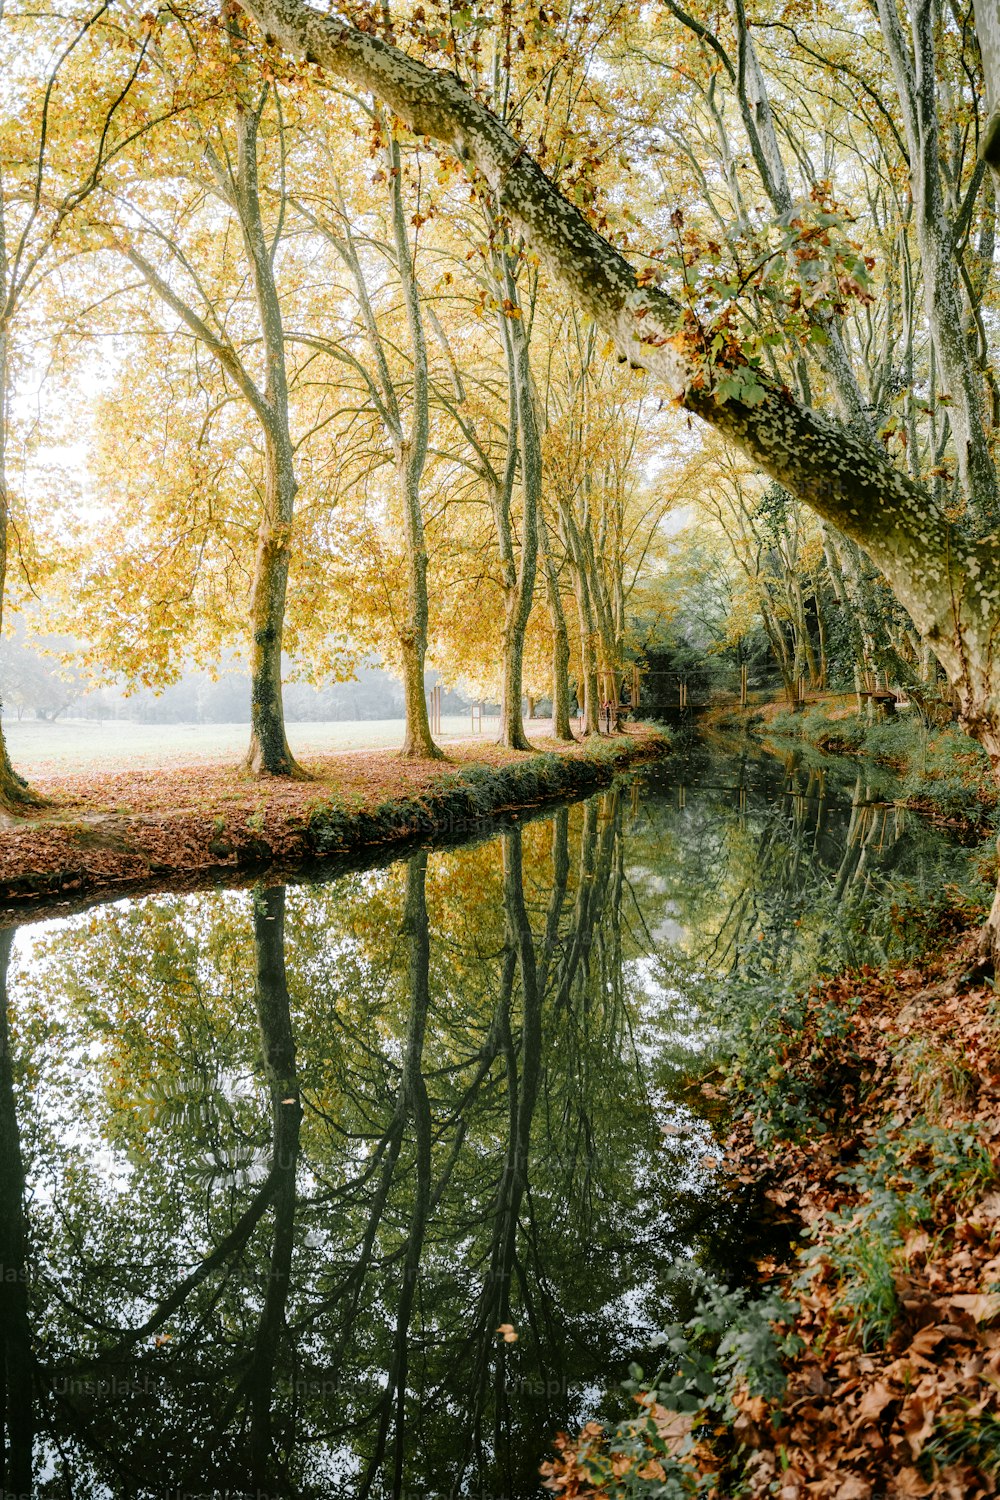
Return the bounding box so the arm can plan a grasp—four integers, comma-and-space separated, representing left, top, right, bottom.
1, 751, 973, 1498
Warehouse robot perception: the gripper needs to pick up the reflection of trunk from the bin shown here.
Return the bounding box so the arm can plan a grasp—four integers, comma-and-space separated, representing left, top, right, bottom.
456, 827, 543, 1485
248, 885, 302, 1492
359, 850, 432, 1499
537, 806, 570, 996
0, 929, 33, 1496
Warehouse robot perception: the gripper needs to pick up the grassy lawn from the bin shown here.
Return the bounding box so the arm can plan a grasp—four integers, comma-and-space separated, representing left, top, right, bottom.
1, 713, 525, 775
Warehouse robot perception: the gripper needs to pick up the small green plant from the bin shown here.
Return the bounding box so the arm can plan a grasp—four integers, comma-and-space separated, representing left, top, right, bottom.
922, 1411, 1000, 1480
645, 1274, 803, 1417
542, 1275, 802, 1499
903, 1037, 978, 1122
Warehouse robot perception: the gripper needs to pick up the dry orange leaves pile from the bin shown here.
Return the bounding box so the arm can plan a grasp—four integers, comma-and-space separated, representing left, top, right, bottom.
545, 931, 1000, 1499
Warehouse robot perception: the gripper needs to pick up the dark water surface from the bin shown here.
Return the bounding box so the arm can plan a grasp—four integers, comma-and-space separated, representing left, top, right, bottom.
0, 743, 973, 1498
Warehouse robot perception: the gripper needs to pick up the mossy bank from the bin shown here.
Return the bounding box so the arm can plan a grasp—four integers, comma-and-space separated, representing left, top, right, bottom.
0, 726, 668, 920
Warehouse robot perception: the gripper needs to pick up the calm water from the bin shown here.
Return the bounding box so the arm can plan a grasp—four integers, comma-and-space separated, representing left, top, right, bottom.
0, 743, 973, 1499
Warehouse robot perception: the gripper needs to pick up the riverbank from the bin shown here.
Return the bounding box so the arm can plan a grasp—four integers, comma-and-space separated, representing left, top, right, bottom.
0, 723, 667, 917
544, 917, 1000, 1499
707, 696, 999, 836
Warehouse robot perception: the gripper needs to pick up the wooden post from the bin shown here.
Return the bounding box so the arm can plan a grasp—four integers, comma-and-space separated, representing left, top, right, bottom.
740, 663, 748, 707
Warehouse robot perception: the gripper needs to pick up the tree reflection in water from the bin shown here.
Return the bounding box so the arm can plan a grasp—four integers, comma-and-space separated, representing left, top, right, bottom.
0, 752, 972, 1497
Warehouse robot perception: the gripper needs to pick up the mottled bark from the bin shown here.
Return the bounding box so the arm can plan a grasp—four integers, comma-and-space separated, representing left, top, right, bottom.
974, 0, 1000, 175
876, 0, 998, 522
396, 459, 440, 760
245, 443, 300, 778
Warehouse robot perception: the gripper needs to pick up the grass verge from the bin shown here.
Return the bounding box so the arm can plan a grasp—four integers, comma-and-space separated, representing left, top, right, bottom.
0, 726, 668, 917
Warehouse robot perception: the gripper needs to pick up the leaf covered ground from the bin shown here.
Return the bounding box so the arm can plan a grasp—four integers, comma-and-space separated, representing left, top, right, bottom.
0, 725, 664, 914
544, 923, 1000, 1498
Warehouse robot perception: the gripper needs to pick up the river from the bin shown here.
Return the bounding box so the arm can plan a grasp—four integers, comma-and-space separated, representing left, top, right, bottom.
0, 741, 976, 1498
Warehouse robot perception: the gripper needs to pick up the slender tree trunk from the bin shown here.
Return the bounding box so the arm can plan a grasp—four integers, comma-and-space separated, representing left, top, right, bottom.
543, 543, 574, 741
499, 595, 531, 749
225, 100, 306, 779
570, 566, 600, 736
494, 275, 539, 752
387, 133, 442, 763
397, 457, 442, 760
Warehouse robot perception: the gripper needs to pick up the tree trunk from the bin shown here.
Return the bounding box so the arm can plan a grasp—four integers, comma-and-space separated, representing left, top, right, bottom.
0, 335, 40, 813
876, 0, 999, 523
537, 504, 575, 741
220, 100, 306, 778
244, 436, 303, 777
397, 459, 442, 761
494, 272, 539, 753
499, 592, 531, 750
386, 131, 443, 763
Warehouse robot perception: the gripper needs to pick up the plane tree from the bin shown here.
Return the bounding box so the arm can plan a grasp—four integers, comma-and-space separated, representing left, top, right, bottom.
233, 0, 1000, 960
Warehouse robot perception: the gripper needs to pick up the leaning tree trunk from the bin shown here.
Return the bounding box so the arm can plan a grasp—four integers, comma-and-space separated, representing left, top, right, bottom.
0, 337, 39, 814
